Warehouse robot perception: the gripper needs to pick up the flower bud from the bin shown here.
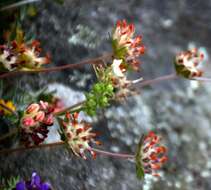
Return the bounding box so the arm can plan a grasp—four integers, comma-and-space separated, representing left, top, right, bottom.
26, 103, 40, 114
44, 115, 54, 125
22, 117, 35, 127
35, 111, 45, 122
20, 100, 54, 146
39, 100, 48, 110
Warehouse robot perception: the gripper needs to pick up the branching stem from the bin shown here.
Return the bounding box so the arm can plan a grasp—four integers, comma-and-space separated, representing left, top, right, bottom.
0, 73, 179, 142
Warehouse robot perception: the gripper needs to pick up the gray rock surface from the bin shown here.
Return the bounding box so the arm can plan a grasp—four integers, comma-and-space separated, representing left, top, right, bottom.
1, 0, 211, 189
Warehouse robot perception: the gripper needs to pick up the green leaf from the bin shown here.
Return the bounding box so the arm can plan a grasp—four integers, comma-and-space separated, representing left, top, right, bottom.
174, 61, 191, 79
135, 135, 145, 180
136, 161, 145, 179
1, 176, 20, 190
57, 117, 66, 141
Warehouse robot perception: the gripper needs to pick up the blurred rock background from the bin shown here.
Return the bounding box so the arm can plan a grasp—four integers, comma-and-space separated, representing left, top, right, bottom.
1, 0, 211, 189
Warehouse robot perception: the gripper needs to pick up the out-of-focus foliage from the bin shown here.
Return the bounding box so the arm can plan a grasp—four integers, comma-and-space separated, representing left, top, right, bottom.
0, 176, 20, 190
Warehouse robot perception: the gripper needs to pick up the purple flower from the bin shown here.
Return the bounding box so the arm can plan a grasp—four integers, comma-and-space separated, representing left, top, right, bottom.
15, 172, 52, 190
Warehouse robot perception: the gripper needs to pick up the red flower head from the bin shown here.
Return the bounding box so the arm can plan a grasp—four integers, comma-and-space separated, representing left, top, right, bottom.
175, 48, 204, 79
20, 101, 54, 146
136, 131, 168, 178
112, 20, 145, 71
60, 112, 101, 159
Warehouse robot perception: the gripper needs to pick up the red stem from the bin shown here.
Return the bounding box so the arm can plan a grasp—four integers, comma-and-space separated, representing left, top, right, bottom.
192, 77, 211, 82
0, 141, 134, 160
0, 53, 112, 79
136, 73, 178, 88
91, 148, 134, 159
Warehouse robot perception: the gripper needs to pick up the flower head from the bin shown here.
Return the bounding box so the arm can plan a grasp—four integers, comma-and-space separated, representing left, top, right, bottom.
0, 40, 50, 71
15, 40, 50, 69
112, 20, 145, 71
135, 131, 168, 178
20, 101, 54, 146
0, 99, 16, 116
60, 112, 101, 159
15, 172, 52, 190
93, 60, 142, 101
175, 48, 204, 78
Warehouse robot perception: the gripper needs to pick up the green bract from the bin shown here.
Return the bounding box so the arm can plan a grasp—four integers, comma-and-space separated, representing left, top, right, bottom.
135, 136, 145, 179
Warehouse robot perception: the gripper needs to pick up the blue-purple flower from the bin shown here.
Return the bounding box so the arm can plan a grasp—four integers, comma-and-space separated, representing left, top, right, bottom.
15, 172, 52, 190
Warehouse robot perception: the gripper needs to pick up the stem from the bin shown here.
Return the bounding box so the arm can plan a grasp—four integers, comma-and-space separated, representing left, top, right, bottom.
192, 77, 211, 82
53, 100, 86, 116
0, 103, 18, 117
0, 0, 41, 11
91, 148, 134, 159
136, 73, 178, 88
0, 141, 134, 160
0, 53, 112, 79
0, 141, 64, 155
0, 128, 18, 142
0, 73, 177, 142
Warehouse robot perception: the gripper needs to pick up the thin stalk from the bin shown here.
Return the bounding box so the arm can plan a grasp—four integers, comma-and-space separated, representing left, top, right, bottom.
0, 141, 134, 160
136, 73, 178, 88
53, 100, 86, 116
131, 77, 143, 84
91, 148, 134, 159
0, 53, 112, 79
0, 0, 41, 11
192, 77, 211, 82
0, 141, 64, 155
0, 102, 18, 117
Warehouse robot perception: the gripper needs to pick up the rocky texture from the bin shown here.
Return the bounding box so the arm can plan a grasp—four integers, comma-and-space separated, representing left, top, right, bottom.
1, 0, 211, 189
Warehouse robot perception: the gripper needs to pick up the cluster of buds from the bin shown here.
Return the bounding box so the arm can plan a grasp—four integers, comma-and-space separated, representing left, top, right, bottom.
136, 131, 168, 178
94, 59, 142, 100
175, 48, 204, 79
0, 40, 50, 71
20, 101, 54, 146
60, 112, 101, 159
0, 99, 16, 116
112, 20, 145, 71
